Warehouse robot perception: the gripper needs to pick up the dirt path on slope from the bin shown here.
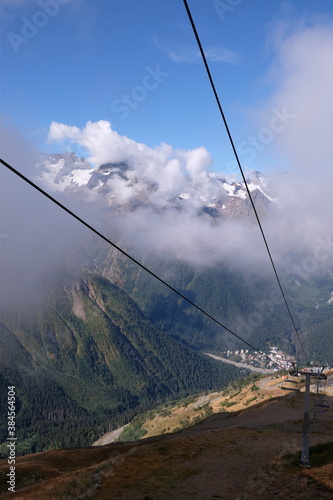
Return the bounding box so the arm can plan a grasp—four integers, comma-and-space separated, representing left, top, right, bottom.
93, 424, 129, 446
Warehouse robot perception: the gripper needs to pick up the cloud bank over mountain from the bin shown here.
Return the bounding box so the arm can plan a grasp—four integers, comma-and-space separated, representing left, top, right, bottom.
47, 119, 220, 208
255, 19, 333, 254
1, 18, 333, 307
0, 123, 88, 308
45, 120, 272, 267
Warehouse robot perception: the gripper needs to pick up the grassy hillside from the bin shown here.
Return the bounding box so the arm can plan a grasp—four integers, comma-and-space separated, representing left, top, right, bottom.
115, 372, 289, 442
1, 387, 332, 499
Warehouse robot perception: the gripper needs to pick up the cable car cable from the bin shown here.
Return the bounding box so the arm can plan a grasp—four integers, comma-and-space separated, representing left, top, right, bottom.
1, 157, 284, 369
182, 0, 310, 365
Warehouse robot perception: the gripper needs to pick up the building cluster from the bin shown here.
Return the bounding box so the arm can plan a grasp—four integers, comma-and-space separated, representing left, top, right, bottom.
224, 346, 295, 370
264, 346, 295, 370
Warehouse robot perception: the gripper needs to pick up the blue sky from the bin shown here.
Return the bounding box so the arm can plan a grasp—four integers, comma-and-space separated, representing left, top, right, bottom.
1, 0, 333, 175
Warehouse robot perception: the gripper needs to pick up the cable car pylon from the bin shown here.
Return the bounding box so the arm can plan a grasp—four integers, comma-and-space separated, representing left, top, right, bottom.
289, 365, 328, 467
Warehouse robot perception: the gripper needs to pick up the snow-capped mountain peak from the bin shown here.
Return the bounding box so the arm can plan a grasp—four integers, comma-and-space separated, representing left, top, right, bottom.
36, 153, 274, 220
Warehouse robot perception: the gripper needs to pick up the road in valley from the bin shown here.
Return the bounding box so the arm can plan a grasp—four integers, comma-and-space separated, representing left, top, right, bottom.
205, 353, 275, 374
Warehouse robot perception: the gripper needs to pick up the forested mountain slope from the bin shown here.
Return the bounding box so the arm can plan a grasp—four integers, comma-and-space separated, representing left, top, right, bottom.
0, 272, 243, 455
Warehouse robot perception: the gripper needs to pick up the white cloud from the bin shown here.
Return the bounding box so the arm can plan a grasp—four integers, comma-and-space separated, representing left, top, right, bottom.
47, 120, 216, 202
49, 122, 81, 141
0, 122, 87, 308
49, 120, 147, 165
162, 45, 200, 63
205, 46, 240, 64
45, 119, 271, 268
269, 23, 333, 170
153, 37, 240, 64
251, 18, 333, 254
45, 18, 333, 270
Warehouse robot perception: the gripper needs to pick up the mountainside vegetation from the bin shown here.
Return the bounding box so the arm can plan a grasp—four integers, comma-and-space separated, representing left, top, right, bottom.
93, 244, 333, 363
1, 225, 332, 457
0, 272, 244, 455
1, 388, 332, 499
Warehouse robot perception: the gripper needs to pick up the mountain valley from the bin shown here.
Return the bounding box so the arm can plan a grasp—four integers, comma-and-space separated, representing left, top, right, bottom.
0, 152, 332, 458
